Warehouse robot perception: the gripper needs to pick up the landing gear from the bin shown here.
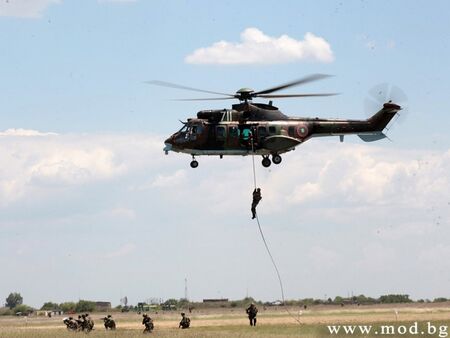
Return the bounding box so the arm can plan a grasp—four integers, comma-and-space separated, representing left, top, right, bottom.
261, 156, 271, 168
190, 155, 199, 168
272, 154, 282, 165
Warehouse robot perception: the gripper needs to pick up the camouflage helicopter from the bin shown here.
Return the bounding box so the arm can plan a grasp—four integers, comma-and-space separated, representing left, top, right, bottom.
150, 74, 404, 168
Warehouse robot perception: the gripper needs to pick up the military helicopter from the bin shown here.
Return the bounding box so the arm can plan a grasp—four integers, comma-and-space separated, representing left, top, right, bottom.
150, 74, 403, 168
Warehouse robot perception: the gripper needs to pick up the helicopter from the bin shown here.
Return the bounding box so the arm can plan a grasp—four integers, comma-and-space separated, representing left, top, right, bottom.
149, 74, 403, 168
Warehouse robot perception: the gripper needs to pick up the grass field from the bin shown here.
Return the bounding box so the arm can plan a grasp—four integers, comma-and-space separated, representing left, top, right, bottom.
1, 304, 450, 337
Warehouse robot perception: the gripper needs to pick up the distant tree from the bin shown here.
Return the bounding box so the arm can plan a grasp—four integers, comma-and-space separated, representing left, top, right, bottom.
333, 296, 344, 304
178, 298, 189, 308
433, 297, 448, 303
242, 297, 256, 303
164, 298, 178, 306
41, 302, 60, 311
60, 302, 77, 313
13, 304, 33, 315
300, 298, 314, 305
6, 293, 23, 309
75, 300, 96, 313
355, 294, 373, 305
379, 294, 412, 304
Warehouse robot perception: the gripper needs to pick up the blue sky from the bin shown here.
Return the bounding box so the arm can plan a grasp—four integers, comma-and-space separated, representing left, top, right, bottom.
0, 0, 449, 308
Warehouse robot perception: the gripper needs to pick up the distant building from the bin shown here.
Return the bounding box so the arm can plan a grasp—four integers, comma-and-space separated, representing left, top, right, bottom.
203, 298, 229, 303
95, 302, 111, 311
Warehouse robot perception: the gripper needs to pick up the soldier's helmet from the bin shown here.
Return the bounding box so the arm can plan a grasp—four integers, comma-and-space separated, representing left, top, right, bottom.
78, 315, 82, 318
256, 188, 260, 192
107, 314, 111, 318
143, 313, 147, 317
181, 312, 185, 316
69, 317, 73, 320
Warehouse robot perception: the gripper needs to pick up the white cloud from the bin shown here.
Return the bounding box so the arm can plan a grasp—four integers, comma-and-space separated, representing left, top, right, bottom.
264, 144, 450, 210
103, 243, 136, 259
0, 131, 164, 206
98, 0, 136, 3
185, 28, 334, 65
0, 128, 58, 136
110, 207, 136, 220
149, 169, 187, 188
0, 130, 448, 233
0, 0, 60, 18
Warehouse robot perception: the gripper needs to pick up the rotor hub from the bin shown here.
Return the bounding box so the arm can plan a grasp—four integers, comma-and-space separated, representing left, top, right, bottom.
235, 88, 255, 101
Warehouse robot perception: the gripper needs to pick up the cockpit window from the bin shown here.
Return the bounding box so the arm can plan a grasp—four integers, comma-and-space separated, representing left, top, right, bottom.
178, 124, 188, 133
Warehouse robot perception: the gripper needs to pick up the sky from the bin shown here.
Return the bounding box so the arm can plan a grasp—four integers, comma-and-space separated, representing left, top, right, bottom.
0, 0, 449, 308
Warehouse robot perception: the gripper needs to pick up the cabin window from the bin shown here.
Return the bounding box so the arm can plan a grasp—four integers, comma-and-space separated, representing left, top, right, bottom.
268, 126, 276, 134
258, 126, 267, 138
216, 126, 226, 140
229, 126, 239, 138
288, 126, 295, 137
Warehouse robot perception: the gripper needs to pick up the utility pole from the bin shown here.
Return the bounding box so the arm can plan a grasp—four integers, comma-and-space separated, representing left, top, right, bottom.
184, 277, 188, 301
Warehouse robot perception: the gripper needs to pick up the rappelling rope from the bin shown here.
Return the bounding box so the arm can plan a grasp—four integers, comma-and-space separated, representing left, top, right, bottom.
250, 136, 301, 325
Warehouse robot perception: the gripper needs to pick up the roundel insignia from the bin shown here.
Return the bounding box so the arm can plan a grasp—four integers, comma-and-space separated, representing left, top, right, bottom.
296, 124, 309, 138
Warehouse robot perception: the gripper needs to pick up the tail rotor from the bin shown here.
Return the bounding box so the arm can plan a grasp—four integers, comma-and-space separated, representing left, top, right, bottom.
364, 83, 409, 131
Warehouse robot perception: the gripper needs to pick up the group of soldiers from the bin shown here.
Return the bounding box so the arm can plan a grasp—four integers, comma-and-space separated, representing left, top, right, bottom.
62, 313, 95, 332
142, 312, 190, 333
63, 312, 190, 333
63, 305, 259, 333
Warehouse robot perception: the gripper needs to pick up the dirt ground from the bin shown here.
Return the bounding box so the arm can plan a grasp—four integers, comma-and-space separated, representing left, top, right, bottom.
1, 304, 450, 337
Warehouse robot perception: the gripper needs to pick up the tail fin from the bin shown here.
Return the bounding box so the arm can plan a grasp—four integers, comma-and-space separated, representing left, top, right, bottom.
367, 102, 401, 131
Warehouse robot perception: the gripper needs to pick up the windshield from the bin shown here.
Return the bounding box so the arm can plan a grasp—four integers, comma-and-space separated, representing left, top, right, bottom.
177, 124, 188, 133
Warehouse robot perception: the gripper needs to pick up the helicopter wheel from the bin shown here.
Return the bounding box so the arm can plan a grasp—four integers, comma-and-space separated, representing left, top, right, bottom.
272, 154, 282, 165
261, 156, 271, 168
190, 160, 199, 168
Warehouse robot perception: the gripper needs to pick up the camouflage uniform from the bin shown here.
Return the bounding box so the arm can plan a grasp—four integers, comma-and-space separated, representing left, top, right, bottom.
63, 317, 78, 331
142, 313, 154, 333
251, 188, 262, 219
77, 315, 85, 331
246, 303, 258, 326
179, 312, 190, 329
103, 315, 116, 330
84, 313, 94, 332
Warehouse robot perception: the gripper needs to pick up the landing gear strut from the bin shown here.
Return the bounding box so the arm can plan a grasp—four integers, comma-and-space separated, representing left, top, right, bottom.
261, 156, 271, 168
190, 155, 199, 168
272, 154, 282, 165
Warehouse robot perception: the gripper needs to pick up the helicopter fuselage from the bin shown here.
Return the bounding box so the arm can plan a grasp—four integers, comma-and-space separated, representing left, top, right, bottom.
164, 102, 400, 168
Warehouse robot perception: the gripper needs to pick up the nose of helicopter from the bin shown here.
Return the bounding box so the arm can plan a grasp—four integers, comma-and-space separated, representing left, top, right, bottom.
163, 137, 173, 155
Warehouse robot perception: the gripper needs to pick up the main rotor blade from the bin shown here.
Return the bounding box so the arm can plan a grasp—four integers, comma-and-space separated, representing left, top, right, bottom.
172, 97, 237, 101
254, 74, 333, 95
257, 93, 339, 98
146, 80, 234, 97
